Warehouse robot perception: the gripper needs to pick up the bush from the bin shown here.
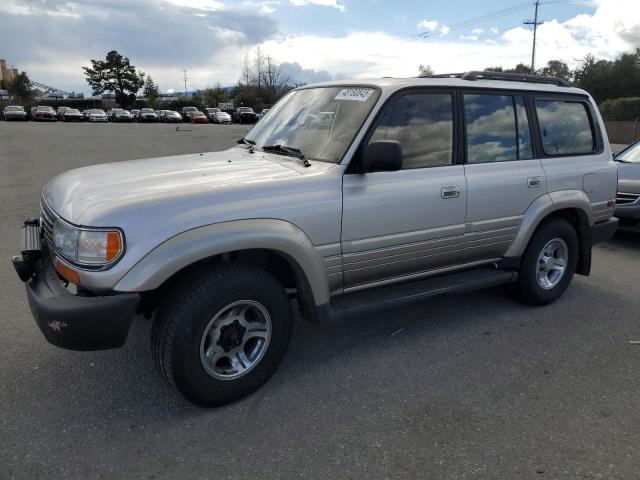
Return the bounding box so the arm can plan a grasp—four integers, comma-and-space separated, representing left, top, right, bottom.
599, 97, 640, 121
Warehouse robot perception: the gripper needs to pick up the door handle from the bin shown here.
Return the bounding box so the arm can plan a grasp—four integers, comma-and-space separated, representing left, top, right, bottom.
441, 185, 460, 199
527, 176, 543, 188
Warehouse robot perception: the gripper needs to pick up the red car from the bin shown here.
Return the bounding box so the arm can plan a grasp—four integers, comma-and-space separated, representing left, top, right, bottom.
190, 111, 208, 124
33, 106, 57, 121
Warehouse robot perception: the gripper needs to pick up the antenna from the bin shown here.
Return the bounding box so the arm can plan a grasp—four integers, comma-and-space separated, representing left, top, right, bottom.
524, 0, 544, 72
182, 69, 188, 97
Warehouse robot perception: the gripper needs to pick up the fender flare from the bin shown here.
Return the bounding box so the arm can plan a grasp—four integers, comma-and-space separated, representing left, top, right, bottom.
114, 219, 331, 305
504, 190, 594, 258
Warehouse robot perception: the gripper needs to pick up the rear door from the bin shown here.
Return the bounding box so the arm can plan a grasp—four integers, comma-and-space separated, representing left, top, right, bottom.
462, 92, 547, 262
341, 89, 468, 289
533, 95, 616, 223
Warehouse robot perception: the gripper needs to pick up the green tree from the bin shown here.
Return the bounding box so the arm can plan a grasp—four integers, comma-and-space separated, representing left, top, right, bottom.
83, 50, 145, 108
538, 60, 571, 81
143, 75, 159, 105
202, 83, 229, 107
7, 71, 33, 102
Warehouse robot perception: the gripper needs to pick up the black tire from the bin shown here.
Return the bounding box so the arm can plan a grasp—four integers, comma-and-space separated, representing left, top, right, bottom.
152, 263, 292, 407
511, 218, 579, 306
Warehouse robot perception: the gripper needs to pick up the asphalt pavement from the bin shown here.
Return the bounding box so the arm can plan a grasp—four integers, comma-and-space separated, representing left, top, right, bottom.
1, 122, 640, 479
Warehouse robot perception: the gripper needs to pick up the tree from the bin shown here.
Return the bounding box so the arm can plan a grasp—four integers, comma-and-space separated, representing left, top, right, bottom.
83, 50, 145, 108
202, 83, 229, 107
418, 65, 434, 77
7, 71, 33, 102
538, 60, 571, 81
143, 75, 159, 105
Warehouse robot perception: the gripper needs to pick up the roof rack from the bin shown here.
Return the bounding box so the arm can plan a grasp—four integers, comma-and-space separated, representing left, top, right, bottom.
427, 71, 571, 87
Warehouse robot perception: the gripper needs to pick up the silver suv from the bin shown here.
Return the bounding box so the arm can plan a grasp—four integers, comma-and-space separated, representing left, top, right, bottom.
13, 72, 618, 406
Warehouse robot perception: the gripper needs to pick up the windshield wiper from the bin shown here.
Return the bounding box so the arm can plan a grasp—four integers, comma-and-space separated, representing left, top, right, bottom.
262, 144, 311, 167
236, 137, 255, 153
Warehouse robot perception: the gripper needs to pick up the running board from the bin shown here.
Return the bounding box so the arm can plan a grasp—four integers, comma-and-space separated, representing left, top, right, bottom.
327, 268, 517, 321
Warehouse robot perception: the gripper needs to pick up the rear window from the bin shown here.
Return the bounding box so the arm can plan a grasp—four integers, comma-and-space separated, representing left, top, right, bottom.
535, 100, 595, 155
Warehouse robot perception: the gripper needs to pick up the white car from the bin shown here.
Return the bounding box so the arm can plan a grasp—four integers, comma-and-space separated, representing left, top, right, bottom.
87, 109, 108, 123
214, 111, 232, 124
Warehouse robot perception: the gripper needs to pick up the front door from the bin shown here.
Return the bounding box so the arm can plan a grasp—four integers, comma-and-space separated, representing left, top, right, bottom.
341, 90, 467, 289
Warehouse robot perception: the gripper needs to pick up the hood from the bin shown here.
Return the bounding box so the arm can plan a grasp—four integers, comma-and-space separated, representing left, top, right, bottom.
617, 162, 640, 194
43, 147, 319, 226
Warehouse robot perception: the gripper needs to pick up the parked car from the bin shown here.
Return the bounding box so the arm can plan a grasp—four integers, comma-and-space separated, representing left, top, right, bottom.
87, 109, 108, 123
205, 107, 220, 121
12, 73, 618, 407
233, 106, 258, 124
213, 111, 232, 124
137, 108, 158, 123
110, 109, 133, 123
257, 108, 269, 120
32, 106, 57, 121
82, 109, 91, 121
190, 111, 208, 124
614, 138, 640, 232
3, 105, 28, 121
62, 108, 84, 122
181, 106, 198, 121
56, 106, 69, 120
159, 110, 182, 123
130, 109, 140, 120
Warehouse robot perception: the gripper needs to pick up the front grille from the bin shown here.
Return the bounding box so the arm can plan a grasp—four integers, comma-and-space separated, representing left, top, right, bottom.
616, 192, 640, 206
40, 200, 55, 251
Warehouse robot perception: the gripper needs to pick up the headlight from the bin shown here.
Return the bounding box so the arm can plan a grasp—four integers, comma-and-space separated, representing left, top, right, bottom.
53, 219, 123, 266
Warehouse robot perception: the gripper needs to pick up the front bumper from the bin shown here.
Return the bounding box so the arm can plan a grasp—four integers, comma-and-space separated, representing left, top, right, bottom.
13, 236, 139, 351
591, 217, 619, 244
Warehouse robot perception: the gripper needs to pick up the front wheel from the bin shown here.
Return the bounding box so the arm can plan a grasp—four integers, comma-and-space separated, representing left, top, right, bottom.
152, 264, 293, 407
511, 218, 579, 306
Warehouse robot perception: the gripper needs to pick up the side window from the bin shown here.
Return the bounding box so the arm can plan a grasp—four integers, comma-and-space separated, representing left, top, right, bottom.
369, 93, 453, 169
535, 100, 595, 155
465, 94, 518, 164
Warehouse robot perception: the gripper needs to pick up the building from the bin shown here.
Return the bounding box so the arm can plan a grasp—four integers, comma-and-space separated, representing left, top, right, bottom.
0, 59, 19, 89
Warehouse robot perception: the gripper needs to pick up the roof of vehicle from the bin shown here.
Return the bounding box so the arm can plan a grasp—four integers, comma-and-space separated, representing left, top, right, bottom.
302, 73, 589, 97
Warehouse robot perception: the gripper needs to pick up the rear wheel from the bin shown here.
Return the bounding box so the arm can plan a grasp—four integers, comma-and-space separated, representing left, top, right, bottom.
152, 263, 292, 407
511, 218, 579, 306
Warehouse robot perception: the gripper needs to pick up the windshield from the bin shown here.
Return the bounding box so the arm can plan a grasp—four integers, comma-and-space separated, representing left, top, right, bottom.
245, 86, 381, 163
90, 109, 104, 114
617, 141, 640, 164
6, 106, 23, 111
141, 109, 154, 113
66, 109, 79, 114
239, 107, 254, 113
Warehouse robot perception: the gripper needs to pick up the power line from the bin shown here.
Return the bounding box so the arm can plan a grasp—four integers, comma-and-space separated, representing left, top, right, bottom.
524, 0, 544, 71
407, 1, 534, 40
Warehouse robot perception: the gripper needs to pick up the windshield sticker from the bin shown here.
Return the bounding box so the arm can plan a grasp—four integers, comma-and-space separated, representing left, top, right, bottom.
335, 88, 375, 102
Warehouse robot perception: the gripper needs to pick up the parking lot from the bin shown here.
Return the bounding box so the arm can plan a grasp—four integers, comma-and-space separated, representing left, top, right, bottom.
2, 122, 640, 479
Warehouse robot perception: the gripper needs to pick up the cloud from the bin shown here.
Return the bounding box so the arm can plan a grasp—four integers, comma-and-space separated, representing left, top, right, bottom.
289, 0, 345, 12
0, 0, 280, 92
1, 0, 639, 95
417, 19, 439, 32
459, 35, 478, 41
471, 28, 484, 35
278, 62, 338, 84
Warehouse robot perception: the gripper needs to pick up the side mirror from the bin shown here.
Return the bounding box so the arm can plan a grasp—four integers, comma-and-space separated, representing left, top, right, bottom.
360, 140, 403, 173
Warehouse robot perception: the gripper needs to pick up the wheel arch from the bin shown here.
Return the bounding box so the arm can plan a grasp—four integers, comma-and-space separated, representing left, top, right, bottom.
505, 191, 594, 275
115, 219, 330, 317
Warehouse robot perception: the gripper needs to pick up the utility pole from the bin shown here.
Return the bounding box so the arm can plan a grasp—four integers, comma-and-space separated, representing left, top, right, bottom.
524, 0, 544, 72
182, 69, 188, 97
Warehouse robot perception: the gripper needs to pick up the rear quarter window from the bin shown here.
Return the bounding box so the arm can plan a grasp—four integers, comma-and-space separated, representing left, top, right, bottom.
535, 100, 595, 156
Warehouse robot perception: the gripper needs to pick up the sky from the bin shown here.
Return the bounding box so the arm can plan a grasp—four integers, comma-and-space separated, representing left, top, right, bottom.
0, 0, 639, 94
